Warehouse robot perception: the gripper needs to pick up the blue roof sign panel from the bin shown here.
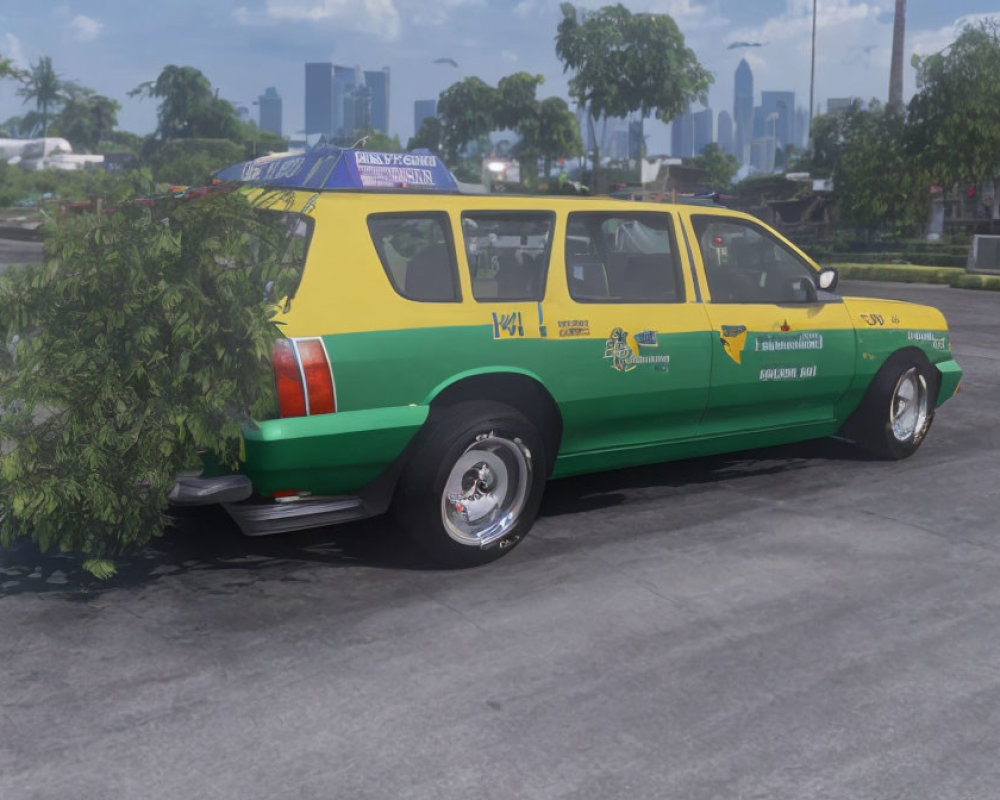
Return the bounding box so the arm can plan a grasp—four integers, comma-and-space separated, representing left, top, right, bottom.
213, 146, 459, 192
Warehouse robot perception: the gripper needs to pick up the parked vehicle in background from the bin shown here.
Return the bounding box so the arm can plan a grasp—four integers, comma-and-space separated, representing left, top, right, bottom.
170, 147, 962, 567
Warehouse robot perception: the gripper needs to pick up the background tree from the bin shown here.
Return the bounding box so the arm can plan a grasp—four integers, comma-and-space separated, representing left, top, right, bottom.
436, 77, 497, 164
130, 65, 243, 141
555, 2, 713, 187
691, 143, 739, 189
17, 56, 66, 137
52, 90, 120, 152
0, 51, 26, 82
833, 101, 927, 235
495, 72, 545, 131
407, 116, 442, 154
907, 21, 1000, 215
533, 96, 583, 180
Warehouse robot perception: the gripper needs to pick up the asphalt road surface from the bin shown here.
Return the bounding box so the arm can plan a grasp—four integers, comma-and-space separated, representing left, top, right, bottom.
2, 281, 999, 800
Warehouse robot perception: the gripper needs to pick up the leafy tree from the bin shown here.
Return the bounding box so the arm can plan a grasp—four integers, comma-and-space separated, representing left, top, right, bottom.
691, 143, 739, 189
17, 56, 66, 137
0, 51, 26, 82
534, 96, 583, 178
407, 116, 442, 154
495, 72, 545, 131
52, 90, 120, 152
556, 2, 713, 186
834, 102, 927, 235
436, 77, 497, 164
908, 21, 1000, 198
355, 129, 403, 152
0, 188, 294, 577
130, 65, 243, 141
147, 138, 245, 185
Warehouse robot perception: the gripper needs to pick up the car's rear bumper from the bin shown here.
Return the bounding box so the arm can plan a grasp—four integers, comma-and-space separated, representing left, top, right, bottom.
169, 474, 253, 505
223, 495, 372, 536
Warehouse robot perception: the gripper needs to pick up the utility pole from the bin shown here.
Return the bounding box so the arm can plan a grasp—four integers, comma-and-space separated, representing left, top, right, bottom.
809, 0, 817, 143
888, 0, 906, 111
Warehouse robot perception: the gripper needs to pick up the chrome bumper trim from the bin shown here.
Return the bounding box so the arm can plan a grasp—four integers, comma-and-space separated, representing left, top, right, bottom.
222, 496, 370, 536
169, 475, 253, 506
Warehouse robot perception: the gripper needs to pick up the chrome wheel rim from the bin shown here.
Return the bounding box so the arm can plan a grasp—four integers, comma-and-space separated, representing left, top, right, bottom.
441, 433, 532, 548
890, 367, 929, 443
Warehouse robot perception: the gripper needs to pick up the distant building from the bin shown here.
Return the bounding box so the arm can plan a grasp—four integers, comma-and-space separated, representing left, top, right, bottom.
671, 109, 694, 158
827, 97, 855, 114
717, 110, 734, 155
760, 90, 795, 150
794, 106, 808, 150
628, 119, 644, 159
365, 67, 390, 134
693, 107, 713, 155
733, 59, 754, 165
333, 65, 358, 137
258, 87, 282, 137
414, 99, 437, 136
305, 62, 333, 136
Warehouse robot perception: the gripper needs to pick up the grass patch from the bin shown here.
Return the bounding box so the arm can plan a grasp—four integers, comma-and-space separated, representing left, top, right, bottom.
832, 262, 1000, 291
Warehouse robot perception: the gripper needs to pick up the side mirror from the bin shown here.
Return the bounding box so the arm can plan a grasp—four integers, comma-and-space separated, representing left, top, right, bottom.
817, 268, 838, 292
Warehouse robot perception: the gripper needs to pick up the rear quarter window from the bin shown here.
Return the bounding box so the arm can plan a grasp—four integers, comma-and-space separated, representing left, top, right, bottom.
256, 210, 314, 312
368, 212, 461, 302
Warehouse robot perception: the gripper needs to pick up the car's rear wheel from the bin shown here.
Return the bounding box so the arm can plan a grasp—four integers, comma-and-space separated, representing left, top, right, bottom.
394, 401, 547, 567
848, 353, 938, 460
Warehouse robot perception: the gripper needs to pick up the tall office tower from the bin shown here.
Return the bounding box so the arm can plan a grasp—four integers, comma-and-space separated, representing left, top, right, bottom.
717, 110, 734, 155
733, 59, 753, 164
332, 65, 358, 137
693, 106, 713, 155
628, 119, 644, 159
258, 87, 282, 137
305, 62, 333, 136
365, 67, 390, 134
794, 106, 808, 149
348, 81, 372, 134
670, 108, 694, 158
760, 90, 795, 150
414, 99, 437, 137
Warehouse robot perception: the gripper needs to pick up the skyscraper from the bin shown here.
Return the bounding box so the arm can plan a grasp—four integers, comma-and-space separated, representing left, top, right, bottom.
760, 90, 795, 150
670, 109, 694, 158
305, 62, 333, 136
365, 67, 390, 134
414, 99, 437, 137
733, 59, 753, 165
717, 110, 734, 155
257, 87, 282, 137
333, 65, 358, 137
693, 107, 713, 155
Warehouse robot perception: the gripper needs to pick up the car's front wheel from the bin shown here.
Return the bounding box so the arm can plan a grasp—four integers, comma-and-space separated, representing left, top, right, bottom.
847, 353, 938, 460
394, 401, 547, 567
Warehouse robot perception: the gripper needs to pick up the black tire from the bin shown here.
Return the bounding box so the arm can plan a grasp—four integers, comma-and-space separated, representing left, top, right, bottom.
393, 401, 547, 568
845, 351, 939, 460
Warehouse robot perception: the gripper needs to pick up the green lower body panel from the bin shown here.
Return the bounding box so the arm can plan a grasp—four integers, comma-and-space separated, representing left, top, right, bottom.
241, 405, 428, 496
935, 358, 962, 407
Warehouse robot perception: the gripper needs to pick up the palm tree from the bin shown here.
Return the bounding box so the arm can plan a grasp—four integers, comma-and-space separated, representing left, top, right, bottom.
17, 56, 65, 137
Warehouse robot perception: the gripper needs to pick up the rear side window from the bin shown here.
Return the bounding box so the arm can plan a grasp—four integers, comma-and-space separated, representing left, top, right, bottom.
256, 211, 314, 312
565, 212, 683, 303
368, 212, 460, 302
460, 211, 554, 301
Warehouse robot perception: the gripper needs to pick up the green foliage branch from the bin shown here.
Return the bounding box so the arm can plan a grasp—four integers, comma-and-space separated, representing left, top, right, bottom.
0, 188, 296, 576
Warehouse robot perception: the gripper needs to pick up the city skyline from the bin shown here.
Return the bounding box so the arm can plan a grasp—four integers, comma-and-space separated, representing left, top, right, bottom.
2, 3, 999, 155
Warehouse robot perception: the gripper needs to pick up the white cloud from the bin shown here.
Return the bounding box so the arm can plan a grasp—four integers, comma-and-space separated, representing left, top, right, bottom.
501, 49, 519, 62
910, 12, 1000, 59
1, 32, 26, 67
68, 14, 103, 42
264, 0, 402, 41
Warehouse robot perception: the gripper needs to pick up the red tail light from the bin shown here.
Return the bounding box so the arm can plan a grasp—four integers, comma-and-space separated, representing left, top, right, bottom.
271, 337, 337, 418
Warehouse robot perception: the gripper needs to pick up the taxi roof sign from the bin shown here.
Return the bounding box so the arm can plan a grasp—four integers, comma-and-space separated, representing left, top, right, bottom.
212, 146, 459, 193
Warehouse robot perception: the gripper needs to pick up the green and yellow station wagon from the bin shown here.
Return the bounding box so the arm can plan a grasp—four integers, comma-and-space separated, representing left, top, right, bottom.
170, 147, 962, 566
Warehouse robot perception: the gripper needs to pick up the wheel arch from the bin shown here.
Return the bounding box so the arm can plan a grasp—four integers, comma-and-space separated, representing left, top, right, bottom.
423, 368, 563, 474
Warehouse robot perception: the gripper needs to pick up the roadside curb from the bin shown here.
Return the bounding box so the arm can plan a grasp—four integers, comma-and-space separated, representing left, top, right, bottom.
0, 225, 43, 242
832, 263, 1000, 292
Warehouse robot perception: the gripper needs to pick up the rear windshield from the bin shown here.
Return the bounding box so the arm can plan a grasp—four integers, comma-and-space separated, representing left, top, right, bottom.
255, 211, 314, 311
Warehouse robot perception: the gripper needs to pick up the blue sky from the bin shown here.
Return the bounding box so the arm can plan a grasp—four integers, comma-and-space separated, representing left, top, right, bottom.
2, 1, 999, 154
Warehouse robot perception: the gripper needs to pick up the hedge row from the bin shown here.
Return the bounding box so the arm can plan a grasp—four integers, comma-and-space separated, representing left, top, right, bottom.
816, 252, 968, 268
832, 263, 1000, 291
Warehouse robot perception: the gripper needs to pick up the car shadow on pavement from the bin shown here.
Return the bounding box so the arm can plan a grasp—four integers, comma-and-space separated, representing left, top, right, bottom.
0, 437, 873, 598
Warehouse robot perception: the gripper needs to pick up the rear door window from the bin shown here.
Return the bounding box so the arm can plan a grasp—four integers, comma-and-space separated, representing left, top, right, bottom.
565, 212, 683, 303
460, 211, 554, 301
256, 210, 314, 311
368, 212, 461, 302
